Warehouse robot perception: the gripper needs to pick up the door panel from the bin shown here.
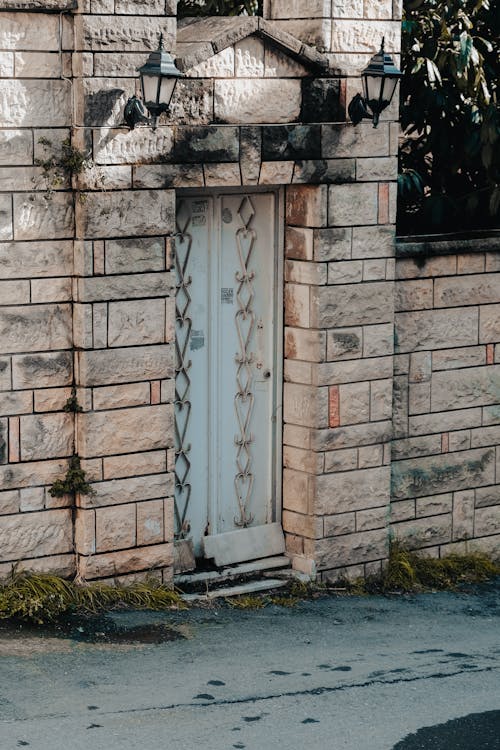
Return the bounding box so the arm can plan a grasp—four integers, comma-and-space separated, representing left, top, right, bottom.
175, 192, 282, 564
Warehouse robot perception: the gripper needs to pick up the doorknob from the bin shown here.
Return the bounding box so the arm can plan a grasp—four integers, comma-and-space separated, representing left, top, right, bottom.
263, 369, 271, 379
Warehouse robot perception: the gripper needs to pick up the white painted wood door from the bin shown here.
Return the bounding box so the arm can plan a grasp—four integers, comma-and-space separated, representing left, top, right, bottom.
175, 191, 283, 566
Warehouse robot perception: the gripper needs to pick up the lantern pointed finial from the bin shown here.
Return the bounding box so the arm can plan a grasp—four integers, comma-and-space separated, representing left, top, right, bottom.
381, 36, 385, 54
159, 32, 164, 50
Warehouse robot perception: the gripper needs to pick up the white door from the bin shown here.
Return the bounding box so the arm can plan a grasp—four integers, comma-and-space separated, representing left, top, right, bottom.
174, 191, 283, 568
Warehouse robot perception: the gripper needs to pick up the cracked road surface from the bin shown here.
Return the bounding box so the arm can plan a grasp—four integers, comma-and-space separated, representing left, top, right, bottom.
0, 580, 499, 750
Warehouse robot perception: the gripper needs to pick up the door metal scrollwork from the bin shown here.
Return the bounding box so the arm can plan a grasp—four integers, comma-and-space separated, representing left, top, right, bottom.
233, 196, 257, 528
174, 201, 193, 539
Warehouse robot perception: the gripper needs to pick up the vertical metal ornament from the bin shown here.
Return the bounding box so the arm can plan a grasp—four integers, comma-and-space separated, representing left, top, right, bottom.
233, 196, 257, 527
174, 201, 193, 539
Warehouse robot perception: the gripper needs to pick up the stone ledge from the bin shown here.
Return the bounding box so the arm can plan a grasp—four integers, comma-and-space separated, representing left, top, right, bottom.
396, 231, 500, 258
0, 0, 76, 9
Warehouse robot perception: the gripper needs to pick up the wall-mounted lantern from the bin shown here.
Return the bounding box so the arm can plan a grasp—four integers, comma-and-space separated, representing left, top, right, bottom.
124, 34, 183, 130
348, 38, 402, 128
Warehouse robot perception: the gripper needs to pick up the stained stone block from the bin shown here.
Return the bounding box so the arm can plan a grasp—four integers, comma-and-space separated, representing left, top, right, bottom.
322, 123, 390, 158
77, 345, 173, 387
293, 159, 356, 185
76, 16, 176, 53
272, 19, 331, 52
0, 81, 71, 127
105, 237, 165, 275
262, 125, 321, 161
0, 195, 12, 241
0, 130, 33, 165
301, 79, 344, 123
214, 79, 301, 125
331, 20, 401, 54
76, 272, 171, 302
395, 308, 478, 353
314, 528, 387, 569
392, 514, 452, 549
168, 79, 214, 126
133, 163, 204, 189
174, 126, 239, 163
108, 299, 166, 347
12, 351, 73, 389
80, 77, 135, 128
20, 413, 73, 461
0, 304, 71, 355
76, 190, 174, 239
313, 281, 392, 328
432, 365, 500, 411
391, 448, 495, 500
240, 126, 261, 186
94, 127, 174, 166
13, 193, 74, 241
78, 542, 173, 580
328, 183, 378, 226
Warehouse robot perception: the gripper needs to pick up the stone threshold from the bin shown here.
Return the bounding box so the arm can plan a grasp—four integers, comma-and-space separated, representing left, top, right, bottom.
181, 577, 288, 602
175, 554, 291, 596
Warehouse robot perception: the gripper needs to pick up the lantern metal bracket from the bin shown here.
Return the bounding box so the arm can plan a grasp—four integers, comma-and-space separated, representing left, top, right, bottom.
124, 95, 151, 130
348, 93, 375, 127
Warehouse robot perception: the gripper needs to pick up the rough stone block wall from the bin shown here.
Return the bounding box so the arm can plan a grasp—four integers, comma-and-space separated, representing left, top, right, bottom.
0, 10, 76, 578
71, 0, 177, 583
283, 145, 397, 580
392, 240, 500, 561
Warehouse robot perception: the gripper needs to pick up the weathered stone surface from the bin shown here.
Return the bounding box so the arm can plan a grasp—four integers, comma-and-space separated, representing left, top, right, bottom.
301, 78, 344, 123
240, 126, 261, 186
452, 490, 474, 540
434, 274, 500, 308
315, 528, 387, 569
313, 281, 392, 328
284, 383, 329, 429
174, 126, 240, 163
475, 485, 500, 508
331, 19, 400, 53
0, 130, 33, 166
272, 19, 331, 52
77, 345, 173, 386
167, 79, 213, 127
76, 190, 174, 239
12, 351, 73, 389
92, 382, 150, 411
327, 327, 362, 360
0, 304, 71, 354
0, 509, 72, 563
317, 466, 389, 514
432, 365, 500, 411
13, 193, 73, 241
286, 185, 328, 228
186, 47, 235, 78
396, 255, 457, 280
395, 279, 433, 312
31, 278, 71, 304
408, 407, 482, 437
0, 12, 59, 50
77, 404, 172, 458
322, 123, 390, 158
0, 279, 29, 305
356, 156, 398, 181
96, 504, 136, 552
391, 448, 495, 500
14, 52, 68, 78
77, 15, 175, 52
215, 79, 301, 124
0, 195, 12, 241
79, 473, 170, 510
328, 182, 378, 226
107, 299, 165, 347
264, 44, 309, 78
77, 272, 170, 303
78, 542, 173, 580
94, 127, 174, 166
392, 435, 442, 460
0, 391, 32, 417
105, 237, 165, 275
475, 505, 500, 537
314, 355, 393, 386
395, 308, 478, 353
133, 163, 204, 189
293, 159, 356, 185
20, 413, 73, 461
415, 493, 453, 517
102, 451, 166, 480
205, 163, 242, 186
313, 420, 392, 451
338, 380, 370, 425
263, 125, 321, 161
479, 304, 500, 344
137, 499, 164, 546
0, 81, 71, 128
313, 227, 352, 261
114, 0, 167, 13
393, 513, 452, 549
0, 489, 19, 515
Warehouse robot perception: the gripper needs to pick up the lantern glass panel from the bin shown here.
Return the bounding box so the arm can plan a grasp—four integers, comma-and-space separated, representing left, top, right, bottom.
364, 74, 383, 104
142, 74, 159, 105
159, 76, 177, 108
382, 76, 399, 106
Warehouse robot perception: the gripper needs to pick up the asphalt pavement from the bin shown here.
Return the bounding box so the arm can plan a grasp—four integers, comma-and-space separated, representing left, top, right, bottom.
0, 579, 499, 750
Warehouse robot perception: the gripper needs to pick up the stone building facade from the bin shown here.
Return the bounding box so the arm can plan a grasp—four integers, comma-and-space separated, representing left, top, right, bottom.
0, 0, 498, 584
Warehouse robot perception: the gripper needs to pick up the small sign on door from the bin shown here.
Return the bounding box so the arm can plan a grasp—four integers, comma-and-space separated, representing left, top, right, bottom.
221, 288, 234, 304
